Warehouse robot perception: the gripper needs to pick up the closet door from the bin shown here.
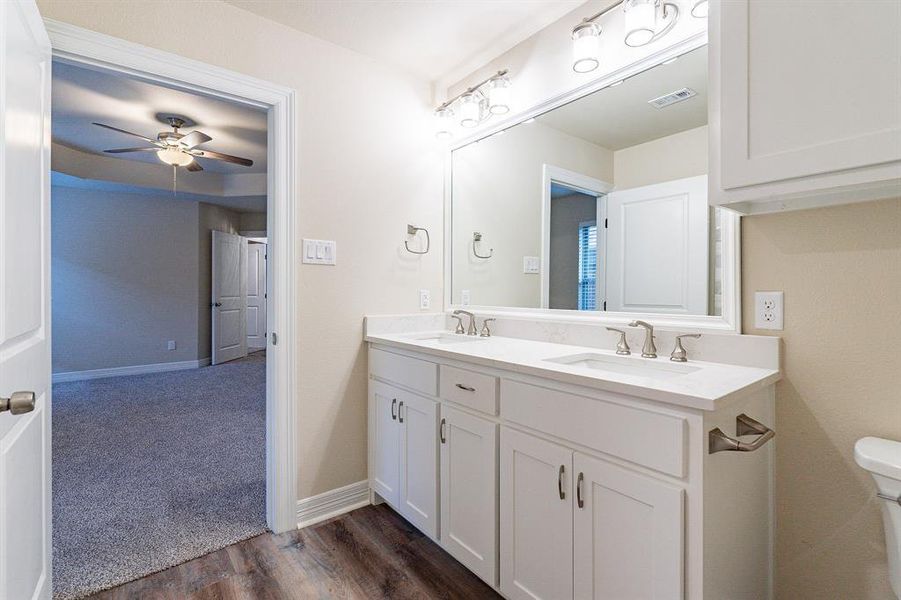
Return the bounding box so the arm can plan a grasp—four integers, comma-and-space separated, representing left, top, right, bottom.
573, 453, 684, 600
368, 380, 400, 506
440, 405, 498, 586
500, 427, 573, 600
398, 391, 439, 538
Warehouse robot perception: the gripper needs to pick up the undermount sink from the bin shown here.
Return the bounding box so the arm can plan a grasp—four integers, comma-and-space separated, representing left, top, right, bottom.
544, 352, 700, 380
406, 332, 485, 344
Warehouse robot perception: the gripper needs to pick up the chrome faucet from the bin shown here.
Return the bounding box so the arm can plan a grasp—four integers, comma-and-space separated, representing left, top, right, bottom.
605, 327, 631, 355
480, 318, 496, 338
670, 333, 701, 362
628, 320, 657, 358
451, 314, 465, 334
453, 310, 478, 336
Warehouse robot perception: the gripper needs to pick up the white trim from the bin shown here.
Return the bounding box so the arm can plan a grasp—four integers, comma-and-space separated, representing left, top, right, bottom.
296, 481, 371, 529
540, 165, 613, 310
52, 358, 211, 383
44, 20, 299, 533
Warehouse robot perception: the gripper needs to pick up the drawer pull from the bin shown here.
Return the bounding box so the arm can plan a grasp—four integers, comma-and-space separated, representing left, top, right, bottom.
390, 398, 397, 421
558, 465, 565, 500
440, 418, 446, 443
398, 401, 404, 423
576, 472, 584, 509
455, 383, 476, 392
709, 414, 775, 454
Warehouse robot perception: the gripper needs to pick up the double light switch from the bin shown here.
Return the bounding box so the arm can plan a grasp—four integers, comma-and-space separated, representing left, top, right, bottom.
303, 239, 336, 265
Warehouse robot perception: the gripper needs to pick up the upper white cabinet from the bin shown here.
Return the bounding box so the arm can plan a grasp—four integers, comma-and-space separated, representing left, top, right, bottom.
710, 0, 901, 213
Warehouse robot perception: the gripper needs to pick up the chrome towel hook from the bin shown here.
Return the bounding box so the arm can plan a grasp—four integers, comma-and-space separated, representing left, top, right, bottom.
473, 232, 493, 259
404, 224, 430, 254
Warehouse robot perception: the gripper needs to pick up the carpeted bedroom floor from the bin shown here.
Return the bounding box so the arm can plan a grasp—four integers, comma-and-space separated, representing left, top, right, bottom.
52, 351, 267, 600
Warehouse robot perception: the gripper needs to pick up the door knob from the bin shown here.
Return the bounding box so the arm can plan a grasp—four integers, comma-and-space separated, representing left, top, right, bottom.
213, 302, 222, 307
1, 391, 36, 415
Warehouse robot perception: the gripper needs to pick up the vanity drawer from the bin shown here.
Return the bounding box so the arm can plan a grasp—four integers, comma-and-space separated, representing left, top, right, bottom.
439, 365, 498, 415
369, 347, 437, 396
500, 380, 686, 477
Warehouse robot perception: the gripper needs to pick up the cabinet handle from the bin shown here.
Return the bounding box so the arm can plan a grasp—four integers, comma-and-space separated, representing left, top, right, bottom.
390, 398, 397, 421
455, 383, 476, 392
398, 401, 404, 423
440, 418, 446, 443
576, 472, 584, 509
558, 465, 565, 500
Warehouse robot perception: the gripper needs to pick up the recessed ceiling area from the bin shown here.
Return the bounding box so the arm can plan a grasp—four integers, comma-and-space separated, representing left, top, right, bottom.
537, 46, 708, 151
221, 0, 583, 83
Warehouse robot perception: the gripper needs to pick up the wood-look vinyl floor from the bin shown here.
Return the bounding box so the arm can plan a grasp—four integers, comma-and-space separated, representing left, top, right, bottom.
86, 504, 501, 600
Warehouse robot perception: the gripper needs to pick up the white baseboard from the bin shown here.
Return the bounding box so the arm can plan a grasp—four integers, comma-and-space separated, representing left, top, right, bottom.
296, 480, 370, 529
52, 357, 212, 383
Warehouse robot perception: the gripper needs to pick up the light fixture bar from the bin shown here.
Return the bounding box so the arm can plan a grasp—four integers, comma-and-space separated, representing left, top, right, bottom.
578, 1, 623, 27
436, 69, 509, 112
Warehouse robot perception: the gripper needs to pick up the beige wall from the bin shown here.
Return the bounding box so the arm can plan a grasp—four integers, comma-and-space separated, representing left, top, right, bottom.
452, 120, 612, 307
613, 125, 708, 189
742, 197, 901, 599
197, 202, 243, 362
38, 0, 443, 499
52, 185, 201, 372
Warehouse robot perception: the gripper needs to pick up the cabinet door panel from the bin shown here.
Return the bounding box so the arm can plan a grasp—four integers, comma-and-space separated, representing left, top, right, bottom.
440, 405, 497, 586
574, 453, 684, 600
500, 427, 573, 600
399, 391, 439, 538
369, 381, 400, 505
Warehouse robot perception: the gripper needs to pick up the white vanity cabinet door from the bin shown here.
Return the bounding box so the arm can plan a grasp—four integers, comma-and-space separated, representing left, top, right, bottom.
398, 391, 439, 539
369, 380, 401, 506
440, 405, 498, 586
500, 427, 573, 600
574, 453, 684, 600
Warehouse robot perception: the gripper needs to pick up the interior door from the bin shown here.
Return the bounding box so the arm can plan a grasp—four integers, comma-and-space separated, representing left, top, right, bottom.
573, 452, 684, 600
440, 404, 498, 586
398, 391, 438, 539
211, 230, 247, 365
606, 175, 708, 314
500, 427, 573, 600
0, 1, 52, 599
368, 380, 400, 506
246, 241, 266, 350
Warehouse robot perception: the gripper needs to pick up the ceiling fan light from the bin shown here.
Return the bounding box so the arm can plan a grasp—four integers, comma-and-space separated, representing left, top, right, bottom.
458, 92, 484, 128
691, 0, 708, 18
157, 147, 194, 167
624, 0, 658, 47
572, 21, 602, 73
486, 75, 512, 115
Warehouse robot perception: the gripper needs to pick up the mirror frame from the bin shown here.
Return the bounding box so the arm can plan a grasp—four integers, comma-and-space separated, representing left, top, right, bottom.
443, 33, 743, 333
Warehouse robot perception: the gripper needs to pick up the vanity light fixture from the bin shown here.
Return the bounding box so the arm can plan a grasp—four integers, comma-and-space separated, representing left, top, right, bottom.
433, 70, 511, 137
691, 0, 708, 18
571, 0, 680, 72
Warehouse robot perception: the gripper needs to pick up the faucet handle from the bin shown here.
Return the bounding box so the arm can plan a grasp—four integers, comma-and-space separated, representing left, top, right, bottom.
671, 333, 701, 362
451, 315, 465, 334
480, 318, 496, 337
606, 327, 631, 355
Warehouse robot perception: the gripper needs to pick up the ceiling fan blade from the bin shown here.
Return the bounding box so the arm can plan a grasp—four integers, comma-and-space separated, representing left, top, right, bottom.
179, 131, 213, 149
193, 149, 253, 167
186, 161, 204, 172
103, 147, 160, 154
93, 122, 159, 144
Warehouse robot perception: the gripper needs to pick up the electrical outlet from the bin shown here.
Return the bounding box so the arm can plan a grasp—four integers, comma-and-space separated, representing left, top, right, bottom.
754, 291, 784, 330
461, 289, 471, 306
167, 340, 176, 351
523, 256, 540, 274
419, 289, 431, 310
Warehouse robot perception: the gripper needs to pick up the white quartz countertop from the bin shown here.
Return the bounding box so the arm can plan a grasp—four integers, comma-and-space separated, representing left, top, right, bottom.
365, 331, 781, 411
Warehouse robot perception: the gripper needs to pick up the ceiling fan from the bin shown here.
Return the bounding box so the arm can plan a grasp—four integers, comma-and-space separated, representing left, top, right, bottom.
93, 115, 253, 172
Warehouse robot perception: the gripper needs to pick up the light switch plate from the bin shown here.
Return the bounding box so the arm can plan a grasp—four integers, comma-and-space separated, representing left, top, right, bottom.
461, 289, 471, 306
523, 256, 540, 274
167, 340, 176, 351
754, 291, 784, 330
302, 239, 336, 265
419, 289, 431, 310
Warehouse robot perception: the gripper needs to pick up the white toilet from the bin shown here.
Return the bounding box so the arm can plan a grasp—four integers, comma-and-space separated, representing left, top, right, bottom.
855, 437, 901, 599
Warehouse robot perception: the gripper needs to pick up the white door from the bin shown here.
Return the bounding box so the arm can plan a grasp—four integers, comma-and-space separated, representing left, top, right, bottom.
500, 427, 573, 600
368, 380, 400, 506
0, 2, 52, 599
211, 230, 247, 365
606, 175, 708, 314
440, 405, 497, 586
574, 452, 684, 600
398, 391, 438, 539
246, 241, 266, 350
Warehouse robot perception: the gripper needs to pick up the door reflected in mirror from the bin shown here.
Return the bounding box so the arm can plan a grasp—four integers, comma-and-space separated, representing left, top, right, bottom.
451, 45, 726, 317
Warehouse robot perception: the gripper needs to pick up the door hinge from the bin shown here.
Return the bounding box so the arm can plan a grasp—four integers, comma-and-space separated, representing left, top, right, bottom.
271, 332, 277, 345
603, 300, 607, 311
265, 254, 267, 260
604, 218, 608, 229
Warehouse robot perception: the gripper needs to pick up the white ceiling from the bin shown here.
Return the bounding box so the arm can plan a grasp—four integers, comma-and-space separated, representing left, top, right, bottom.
221, 0, 584, 82
52, 61, 268, 175
537, 46, 708, 150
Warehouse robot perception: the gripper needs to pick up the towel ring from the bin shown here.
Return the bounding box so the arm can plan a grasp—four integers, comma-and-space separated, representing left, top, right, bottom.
405, 224, 430, 255
473, 232, 493, 259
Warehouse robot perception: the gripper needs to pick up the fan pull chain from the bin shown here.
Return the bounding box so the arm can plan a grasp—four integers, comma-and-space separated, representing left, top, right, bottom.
172, 165, 177, 196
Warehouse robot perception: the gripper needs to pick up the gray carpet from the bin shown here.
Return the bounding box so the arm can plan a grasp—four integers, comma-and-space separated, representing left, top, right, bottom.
52, 352, 267, 600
